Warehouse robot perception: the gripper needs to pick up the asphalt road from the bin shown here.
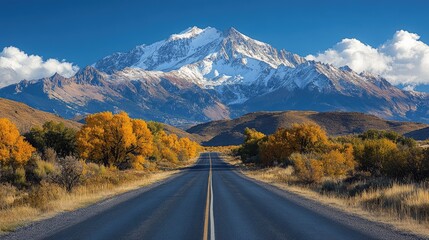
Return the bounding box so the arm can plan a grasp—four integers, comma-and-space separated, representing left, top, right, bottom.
1, 152, 425, 240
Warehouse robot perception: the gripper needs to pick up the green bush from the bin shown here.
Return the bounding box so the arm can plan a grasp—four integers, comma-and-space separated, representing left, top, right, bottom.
25, 154, 59, 184
25, 121, 77, 157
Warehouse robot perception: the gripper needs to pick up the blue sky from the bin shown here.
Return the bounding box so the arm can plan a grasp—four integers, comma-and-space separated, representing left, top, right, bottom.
1, 0, 428, 66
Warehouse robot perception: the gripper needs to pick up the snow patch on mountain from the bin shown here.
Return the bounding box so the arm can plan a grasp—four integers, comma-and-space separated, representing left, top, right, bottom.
4, 26, 427, 125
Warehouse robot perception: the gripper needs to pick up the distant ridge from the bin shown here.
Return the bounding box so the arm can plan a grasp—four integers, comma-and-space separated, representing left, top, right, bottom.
187, 111, 428, 146
404, 127, 429, 141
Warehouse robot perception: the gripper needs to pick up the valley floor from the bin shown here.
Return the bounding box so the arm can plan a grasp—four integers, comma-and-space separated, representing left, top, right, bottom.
1, 153, 423, 240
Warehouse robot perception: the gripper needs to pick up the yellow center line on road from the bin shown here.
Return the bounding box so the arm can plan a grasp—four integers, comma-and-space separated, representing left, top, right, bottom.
203, 153, 213, 240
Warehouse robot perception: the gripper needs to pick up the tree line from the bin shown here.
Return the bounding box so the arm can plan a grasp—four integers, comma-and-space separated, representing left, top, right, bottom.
0, 112, 201, 191
237, 122, 429, 183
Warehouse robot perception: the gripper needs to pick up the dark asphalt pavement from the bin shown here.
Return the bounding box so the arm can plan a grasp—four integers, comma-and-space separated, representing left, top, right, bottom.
0, 152, 424, 240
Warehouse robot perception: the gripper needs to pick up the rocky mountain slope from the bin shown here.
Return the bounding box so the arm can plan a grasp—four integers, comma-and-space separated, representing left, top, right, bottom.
187, 111, 428, 146
0, 27, 428, 125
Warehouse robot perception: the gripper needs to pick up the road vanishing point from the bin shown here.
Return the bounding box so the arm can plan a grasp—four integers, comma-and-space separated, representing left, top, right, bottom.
1, 153, 424, 240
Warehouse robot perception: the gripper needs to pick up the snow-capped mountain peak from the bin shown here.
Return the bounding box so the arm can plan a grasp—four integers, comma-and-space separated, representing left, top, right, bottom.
94, 26, 305, 74
169, 26, 205, 40
3, 26, 427, 126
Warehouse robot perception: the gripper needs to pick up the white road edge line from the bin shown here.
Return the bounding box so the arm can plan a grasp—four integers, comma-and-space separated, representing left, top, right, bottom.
209, 153, 215, 240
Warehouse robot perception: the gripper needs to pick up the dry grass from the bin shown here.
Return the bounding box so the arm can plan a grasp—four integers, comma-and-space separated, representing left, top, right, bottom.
0, 98, 81, 133
221, 154, 429, 237
204, 145, 239, 154
0, 155, 201, 234
0, 170, 177, 233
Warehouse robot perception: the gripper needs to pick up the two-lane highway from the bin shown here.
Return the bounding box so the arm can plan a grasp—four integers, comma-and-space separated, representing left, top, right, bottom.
1, 153, 423, 240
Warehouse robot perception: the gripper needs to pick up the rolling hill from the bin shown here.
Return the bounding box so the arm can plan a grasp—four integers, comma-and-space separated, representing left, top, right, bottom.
404, 127, 429, 141
187, 111, 428, 146
1, 97, 427, 145
0, 98, 81, 132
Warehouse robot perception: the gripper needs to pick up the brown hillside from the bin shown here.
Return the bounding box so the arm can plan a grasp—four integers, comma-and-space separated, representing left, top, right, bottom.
0, 98, 81, 133
162, 124, 205, 143
404, 127, 429, 141
187, 111, 428, 146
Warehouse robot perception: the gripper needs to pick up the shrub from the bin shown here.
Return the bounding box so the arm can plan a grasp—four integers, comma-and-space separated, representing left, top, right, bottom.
14, 167, 26, 186
291, 153, 323, 183
357, 138, 398, 176
321, 146, 355, 178
26, 155, 59, 184
43, 148, 57, 163
54, 156, 83, 192
33, 160, 58, 180
130, 155, 146, 170
359, 129, 416, 147
82, 162, 106, 179
0, 183, 18, 209
27, 181, 65, 211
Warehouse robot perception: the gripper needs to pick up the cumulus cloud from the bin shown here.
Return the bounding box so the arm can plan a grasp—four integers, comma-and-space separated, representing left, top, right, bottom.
0, 46, 79, 88
307, 30, 429, 87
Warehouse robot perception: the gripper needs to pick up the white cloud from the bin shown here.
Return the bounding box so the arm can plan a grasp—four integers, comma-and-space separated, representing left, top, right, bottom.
0, 46, 79, 88
307, 30, 429, 86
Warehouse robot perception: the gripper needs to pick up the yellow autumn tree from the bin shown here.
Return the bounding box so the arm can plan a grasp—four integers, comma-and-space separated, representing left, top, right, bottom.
161, 133, 181, 153
0, 118, 35, 166
130, 119, 153, 169
76, 112, 153, 169
259, 123, 329, 166
178, 137, 199, 161
289, 122, 329, 154
238, 128, 266, 163
321, 149, 354, 177
259, 128, 296, 166
132, 119, 154, 157
149, 128, 201, 164
159, 132, 181, 163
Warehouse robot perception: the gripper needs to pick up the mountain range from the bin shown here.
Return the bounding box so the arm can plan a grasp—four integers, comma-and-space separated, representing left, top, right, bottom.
1, 26, 428, 126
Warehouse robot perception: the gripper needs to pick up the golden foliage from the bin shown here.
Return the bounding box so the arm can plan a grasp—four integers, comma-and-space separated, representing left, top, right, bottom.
153, 130, 200, 163
259, 128, 294, 166
358, 138, 398, 175
259, 122, 330, 166
290, 153, 324, 183
132, 119, 153, 157
290, 122, 329, 153
0, 118, 35, 165
238, 128, 266, 163
77, 112, 154, 168
76, 112, 200, 169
